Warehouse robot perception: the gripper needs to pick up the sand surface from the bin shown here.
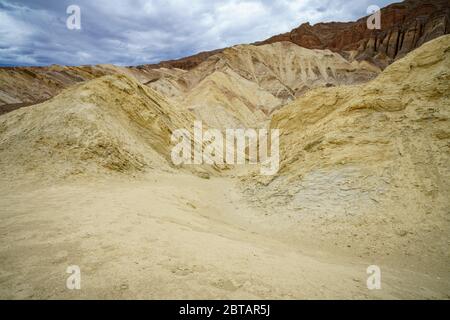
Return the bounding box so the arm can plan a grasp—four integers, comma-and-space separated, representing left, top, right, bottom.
0, 172, 447, 299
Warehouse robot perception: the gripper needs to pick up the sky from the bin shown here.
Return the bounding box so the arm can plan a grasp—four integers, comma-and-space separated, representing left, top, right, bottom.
0, 0, 397, 66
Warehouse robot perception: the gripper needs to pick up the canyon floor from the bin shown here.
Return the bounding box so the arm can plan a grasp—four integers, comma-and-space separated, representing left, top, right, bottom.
0, 172, 448, 299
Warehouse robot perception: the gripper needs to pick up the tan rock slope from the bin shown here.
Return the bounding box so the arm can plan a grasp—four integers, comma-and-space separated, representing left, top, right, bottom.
244, 35, 450, 270
148, 42, 379, 128
0, 74, 197, 180
0, 65, 136, 109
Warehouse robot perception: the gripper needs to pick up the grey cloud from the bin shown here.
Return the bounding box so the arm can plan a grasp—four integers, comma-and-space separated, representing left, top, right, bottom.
0, 0, 396, 66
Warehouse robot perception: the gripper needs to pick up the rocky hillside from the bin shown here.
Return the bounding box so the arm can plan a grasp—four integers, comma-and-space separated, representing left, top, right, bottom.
0, 74, 198, 179
148, 42, 379, 128
244, 35, 450, 267
0, 65, 134, 108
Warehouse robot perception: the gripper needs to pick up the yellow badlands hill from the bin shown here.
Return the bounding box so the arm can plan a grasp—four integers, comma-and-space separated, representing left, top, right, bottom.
148, 42, 379, 128
0, 74, 197, 180
0, 64, 138, 107
243, 35, 450, 271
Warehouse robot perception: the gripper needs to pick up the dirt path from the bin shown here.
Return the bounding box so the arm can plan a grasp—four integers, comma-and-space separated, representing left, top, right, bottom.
0, 173, 447, 299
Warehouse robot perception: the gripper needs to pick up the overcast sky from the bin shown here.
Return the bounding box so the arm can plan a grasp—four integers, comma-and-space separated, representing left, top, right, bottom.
0, 0, 397, 66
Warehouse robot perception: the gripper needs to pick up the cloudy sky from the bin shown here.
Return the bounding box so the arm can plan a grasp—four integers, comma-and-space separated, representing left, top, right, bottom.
0, 0, 396, 66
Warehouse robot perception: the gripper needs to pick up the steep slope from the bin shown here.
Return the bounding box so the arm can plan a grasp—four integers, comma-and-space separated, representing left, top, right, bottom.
0, 74, 198, 180
243, 35, 450, 270
148, 42, 379, 128
213, 42, 379, 101
181, 69, 275, 129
